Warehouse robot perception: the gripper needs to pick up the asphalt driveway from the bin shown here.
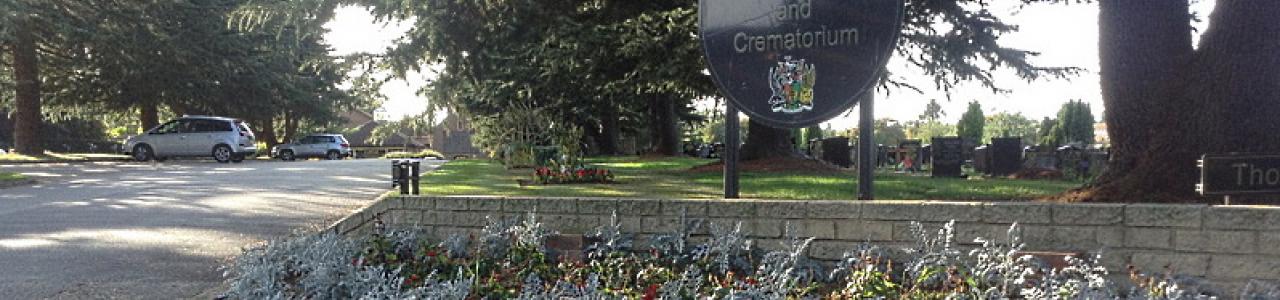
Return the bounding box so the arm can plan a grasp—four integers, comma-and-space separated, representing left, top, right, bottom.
0, 158, 440, 299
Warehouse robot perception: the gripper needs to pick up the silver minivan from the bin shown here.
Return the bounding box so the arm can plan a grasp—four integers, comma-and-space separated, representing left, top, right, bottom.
270, 134, 352, 161
123, 116, 258, 163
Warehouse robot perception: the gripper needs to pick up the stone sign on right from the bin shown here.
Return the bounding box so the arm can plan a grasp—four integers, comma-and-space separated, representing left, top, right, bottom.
1198, 153, 1280, 196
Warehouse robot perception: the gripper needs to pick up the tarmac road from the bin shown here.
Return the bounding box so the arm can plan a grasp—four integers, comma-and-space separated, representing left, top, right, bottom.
0, 158, 441, 299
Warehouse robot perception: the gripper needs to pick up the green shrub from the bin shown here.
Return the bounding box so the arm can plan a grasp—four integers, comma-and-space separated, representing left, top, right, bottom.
384, 149, 446, 159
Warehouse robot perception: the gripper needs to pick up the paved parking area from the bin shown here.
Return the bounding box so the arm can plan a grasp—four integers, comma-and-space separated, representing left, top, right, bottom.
0, 158, 440, 299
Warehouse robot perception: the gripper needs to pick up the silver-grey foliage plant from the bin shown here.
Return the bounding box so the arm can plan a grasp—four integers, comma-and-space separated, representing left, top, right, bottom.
225, 212, 1273, 299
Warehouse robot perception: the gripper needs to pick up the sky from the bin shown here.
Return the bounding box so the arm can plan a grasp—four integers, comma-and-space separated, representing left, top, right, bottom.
324, 1, 1216, 128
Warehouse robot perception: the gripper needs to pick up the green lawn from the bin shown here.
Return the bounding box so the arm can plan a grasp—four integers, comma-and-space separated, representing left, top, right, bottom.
421, 156, 1081, 200
0, 152, 128, 163
0, 172, 27, 183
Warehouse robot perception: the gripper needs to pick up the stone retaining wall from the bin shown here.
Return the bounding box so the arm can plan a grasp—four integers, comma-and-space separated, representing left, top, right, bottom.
329, 195, 1280, 292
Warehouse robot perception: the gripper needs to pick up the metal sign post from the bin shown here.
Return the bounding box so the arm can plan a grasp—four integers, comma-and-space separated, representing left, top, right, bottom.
858, 92, 874, 200
725, 103, 740, 198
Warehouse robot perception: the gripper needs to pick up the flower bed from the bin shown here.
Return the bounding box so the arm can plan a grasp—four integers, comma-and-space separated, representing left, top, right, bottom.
223, 213, 1279, 299
533, 166, 614, 184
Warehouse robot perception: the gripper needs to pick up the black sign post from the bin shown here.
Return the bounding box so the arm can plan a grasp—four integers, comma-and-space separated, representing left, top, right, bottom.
1198, 153, 1280, 204
725, 103, 741, 198
857, 92, 875, 199
699, 0, 903, 199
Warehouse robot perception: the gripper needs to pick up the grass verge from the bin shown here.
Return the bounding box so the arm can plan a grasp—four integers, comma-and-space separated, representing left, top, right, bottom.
421, 156, 1080, 200
0, 152, 129, 163
0, 172, 29, 186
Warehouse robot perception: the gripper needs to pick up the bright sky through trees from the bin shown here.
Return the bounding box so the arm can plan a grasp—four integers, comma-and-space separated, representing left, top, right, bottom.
324, 1, 1215, 128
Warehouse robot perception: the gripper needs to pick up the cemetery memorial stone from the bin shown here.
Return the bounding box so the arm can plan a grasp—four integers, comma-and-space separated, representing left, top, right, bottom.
877, 145, 890, 167
931, 136, 964, 178
920, 144, 932, 166
899, 140, 922, 170
962, 138, 978, 163
974, 145, 990, 174
989, 137, 1023, 176
811, 139, 825, 160
820, 137, 852, 168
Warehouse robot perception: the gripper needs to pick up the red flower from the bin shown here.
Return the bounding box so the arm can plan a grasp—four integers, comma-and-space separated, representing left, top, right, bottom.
426, 250, 438, 257
644, 284, 659, 300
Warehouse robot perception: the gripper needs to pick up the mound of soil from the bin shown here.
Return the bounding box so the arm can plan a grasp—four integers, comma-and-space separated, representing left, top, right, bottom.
689, 156, 846, 174
1008, 168, 1063, 180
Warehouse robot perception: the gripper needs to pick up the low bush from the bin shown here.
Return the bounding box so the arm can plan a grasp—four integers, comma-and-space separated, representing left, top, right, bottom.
224, 213, 1275, 299
384, 149, 445, 159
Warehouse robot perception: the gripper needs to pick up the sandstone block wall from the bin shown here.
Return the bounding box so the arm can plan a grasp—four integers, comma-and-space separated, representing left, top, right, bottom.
330, 195, 1280, 292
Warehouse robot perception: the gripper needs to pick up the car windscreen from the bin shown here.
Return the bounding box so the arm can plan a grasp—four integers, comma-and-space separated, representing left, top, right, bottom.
235, 121, 253, 134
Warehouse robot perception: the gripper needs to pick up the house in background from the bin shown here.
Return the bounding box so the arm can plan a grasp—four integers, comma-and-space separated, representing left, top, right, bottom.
425, 114, 482, 158
340, 110, 427, 158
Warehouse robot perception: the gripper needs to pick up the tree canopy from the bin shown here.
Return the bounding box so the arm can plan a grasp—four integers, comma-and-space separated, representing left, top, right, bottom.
0, 0, 365, 153
983, 112, 1039, 145
955, 101, 984, 143
1043, 100, 1094, 147
231, 0, 1080, 159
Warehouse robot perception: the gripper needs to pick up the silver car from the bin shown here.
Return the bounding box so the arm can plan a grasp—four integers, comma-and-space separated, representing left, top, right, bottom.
123, 116, 258, 163
271, 134, 352, 161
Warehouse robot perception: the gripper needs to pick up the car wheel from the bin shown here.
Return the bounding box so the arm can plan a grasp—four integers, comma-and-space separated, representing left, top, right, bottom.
213, 145, 233, 163
231, 154, 244, 163
280, 150, 295, 161
132, 144, 153, 162
326, 150, 341, 160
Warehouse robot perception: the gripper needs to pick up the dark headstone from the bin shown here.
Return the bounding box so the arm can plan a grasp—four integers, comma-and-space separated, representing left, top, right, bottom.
877, 145, 890, 167
920, 145, 932, 166
974, 145, 990, 174
989, 137, 1023, 176
931, 137, 964, 177
820, 137, 852, 168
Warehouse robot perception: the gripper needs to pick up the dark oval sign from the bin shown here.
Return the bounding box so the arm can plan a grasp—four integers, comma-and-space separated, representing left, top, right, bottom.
699, 0, 903, 128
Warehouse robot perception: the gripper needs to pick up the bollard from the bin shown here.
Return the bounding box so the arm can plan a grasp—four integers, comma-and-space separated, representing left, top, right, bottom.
391, 159, 402, 189
399, 163, 411, 195
410, 160, 421, 195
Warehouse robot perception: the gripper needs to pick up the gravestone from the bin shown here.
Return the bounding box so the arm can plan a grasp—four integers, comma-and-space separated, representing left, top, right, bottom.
820, 137, 852, 168
920, 145, 932, 166
931, 137, 963, 177
1024, 150, 1060, 170
877, 145, 890, 167
989, 137, 1023, 176
973, 145, 990, 174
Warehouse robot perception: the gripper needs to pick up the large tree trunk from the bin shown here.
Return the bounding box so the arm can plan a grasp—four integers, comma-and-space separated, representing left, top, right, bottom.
11, 17, 44, 155
139, 105, 159, 132
1195, 1, 1280, 153
1064, 0, 1280, 202
649, 95, 680, 156
257, 117, 279, 148
596, 107, 620, 155
1091, 0, 1193, 185
740, 120, 801, 160
282, 110, 299, 143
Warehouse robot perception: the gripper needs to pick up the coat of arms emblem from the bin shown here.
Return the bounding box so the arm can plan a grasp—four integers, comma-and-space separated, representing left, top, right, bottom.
768, 56, 816, 114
